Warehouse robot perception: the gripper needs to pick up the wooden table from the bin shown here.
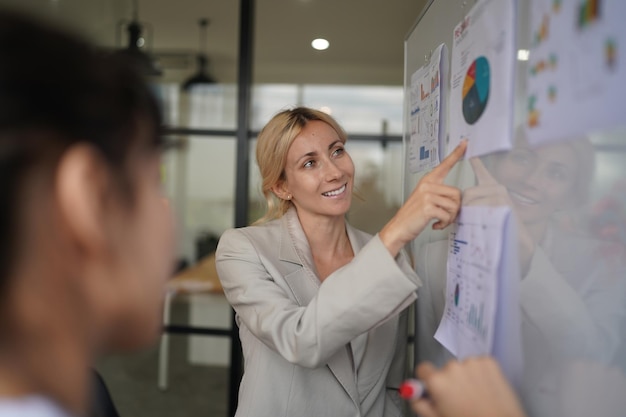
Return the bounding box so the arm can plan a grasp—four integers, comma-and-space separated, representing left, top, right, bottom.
159, 253, 234, 389
167, 253, 223, 295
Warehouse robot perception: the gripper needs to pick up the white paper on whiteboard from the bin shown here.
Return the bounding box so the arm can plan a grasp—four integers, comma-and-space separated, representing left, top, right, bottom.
408, 43, 448, 173
447, 0, 516, 159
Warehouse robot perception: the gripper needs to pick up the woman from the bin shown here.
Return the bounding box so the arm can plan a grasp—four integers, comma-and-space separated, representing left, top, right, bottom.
0, 10, 175, 417
416, 131, 626, 417
216, 107, 467, 417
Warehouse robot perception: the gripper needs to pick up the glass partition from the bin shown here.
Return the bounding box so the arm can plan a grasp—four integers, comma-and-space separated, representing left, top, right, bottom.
302, 85, 404, 135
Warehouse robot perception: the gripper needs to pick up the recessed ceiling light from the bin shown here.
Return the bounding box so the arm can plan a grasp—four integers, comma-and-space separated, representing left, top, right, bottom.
517, 49, 529, 61
311, 38, 329, 51
320, 106, 332, 114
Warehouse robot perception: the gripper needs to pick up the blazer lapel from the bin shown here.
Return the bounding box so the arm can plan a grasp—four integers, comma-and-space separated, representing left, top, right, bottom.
279, 208, 361, 408
279, 208, 320, 306
326, 351, 360, 408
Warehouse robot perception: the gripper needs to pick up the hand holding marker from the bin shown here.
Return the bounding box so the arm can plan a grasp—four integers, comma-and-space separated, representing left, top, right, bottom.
399, 378, 428, 400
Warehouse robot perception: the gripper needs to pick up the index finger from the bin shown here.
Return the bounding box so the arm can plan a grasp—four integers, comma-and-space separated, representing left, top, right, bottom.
429, 139, 468, 181
469, 157, 498, 185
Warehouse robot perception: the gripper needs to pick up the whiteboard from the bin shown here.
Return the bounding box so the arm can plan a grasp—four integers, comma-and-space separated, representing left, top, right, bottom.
404, 1, 626, 416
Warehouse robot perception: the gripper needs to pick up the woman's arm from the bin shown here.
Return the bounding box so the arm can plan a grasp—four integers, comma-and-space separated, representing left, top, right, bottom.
216, 228, 419, 368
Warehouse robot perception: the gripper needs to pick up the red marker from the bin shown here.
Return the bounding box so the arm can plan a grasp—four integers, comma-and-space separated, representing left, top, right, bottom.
399, 378, 428, 400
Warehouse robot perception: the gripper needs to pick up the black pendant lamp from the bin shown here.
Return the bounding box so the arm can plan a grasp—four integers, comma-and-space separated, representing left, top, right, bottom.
116, 0, 162, 77
182, 18, 216, 91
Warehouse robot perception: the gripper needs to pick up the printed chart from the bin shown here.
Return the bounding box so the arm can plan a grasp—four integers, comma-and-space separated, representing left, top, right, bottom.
462, 56, 490, 125
408, 43, 448, 173
448, 0, 516, 159
435, 206, 512, 358
526, 0, 626, 145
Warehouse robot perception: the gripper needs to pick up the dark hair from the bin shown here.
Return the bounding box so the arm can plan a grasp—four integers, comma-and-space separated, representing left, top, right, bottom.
0, 10, 164, 291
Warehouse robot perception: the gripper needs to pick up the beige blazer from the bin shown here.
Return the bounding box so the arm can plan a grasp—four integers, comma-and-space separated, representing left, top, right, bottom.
216, 207, 422, 417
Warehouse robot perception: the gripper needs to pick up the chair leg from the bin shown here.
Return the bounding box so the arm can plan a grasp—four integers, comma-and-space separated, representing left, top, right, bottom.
158, 290, 174, 391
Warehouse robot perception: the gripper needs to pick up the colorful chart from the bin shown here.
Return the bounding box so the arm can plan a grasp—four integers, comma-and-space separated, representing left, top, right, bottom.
577, 0, 600, 29
462, 56, 490, 125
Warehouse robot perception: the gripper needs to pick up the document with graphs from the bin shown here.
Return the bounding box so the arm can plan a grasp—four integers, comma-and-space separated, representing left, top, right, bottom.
525, 0, 626, 145
447, 0, 516, 159
408, 43, 448, 174
435, 206, 521, 369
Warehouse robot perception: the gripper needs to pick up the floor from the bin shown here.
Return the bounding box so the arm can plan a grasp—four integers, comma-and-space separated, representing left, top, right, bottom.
96, 301, 231, 417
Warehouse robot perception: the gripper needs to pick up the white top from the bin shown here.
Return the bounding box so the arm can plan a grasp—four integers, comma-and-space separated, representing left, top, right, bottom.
0, 396, 74, 417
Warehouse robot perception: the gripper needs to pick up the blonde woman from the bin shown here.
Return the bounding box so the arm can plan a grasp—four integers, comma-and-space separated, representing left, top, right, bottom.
216, 107, 466, 417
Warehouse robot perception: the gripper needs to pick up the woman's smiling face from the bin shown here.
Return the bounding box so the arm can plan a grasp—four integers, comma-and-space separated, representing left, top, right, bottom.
493, 141, 579, 226
278, 120, 354, 222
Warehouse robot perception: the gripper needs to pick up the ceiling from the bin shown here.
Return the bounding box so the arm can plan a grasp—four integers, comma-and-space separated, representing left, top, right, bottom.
0, 0, 428, 85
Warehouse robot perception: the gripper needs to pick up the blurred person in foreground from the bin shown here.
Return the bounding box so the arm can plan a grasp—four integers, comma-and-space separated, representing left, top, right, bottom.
0, 9, 175, 417
411, 356, 526, 417
408, 355, 626, 417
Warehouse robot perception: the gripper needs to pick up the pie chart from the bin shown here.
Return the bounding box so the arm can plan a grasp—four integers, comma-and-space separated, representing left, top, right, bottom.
462, 56, 490, 125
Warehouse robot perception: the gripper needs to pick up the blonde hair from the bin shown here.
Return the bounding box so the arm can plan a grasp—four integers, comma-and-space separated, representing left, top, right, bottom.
254, 107, 348, 224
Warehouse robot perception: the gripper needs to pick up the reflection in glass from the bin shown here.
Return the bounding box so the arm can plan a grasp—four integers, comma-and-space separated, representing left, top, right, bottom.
416, 128, 626, 417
